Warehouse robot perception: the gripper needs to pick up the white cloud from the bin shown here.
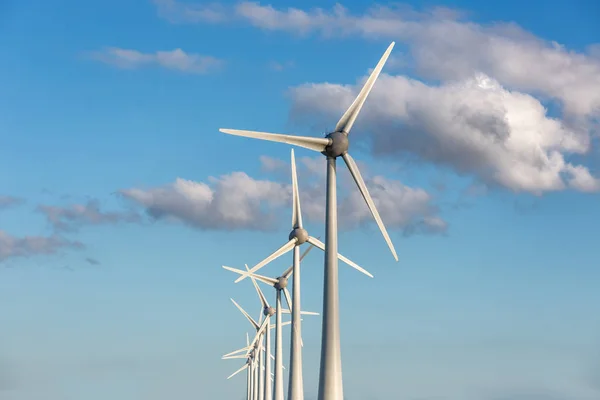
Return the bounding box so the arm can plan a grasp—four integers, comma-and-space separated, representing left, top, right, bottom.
154, 2, 600, 120
289, 73, 599, 194
120, 173, 291, 231
0, 230, 83, 262
121, 164, 446, 234
89, 47, 224, 74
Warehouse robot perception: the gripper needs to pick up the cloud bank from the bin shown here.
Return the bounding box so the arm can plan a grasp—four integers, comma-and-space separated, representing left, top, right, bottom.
120, 159, 446, 235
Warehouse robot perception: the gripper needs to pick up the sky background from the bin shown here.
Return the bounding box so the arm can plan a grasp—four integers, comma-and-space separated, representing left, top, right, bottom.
1, 0, 600, 399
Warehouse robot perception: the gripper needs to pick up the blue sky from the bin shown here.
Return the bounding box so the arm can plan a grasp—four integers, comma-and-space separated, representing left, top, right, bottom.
1, 0, 600, 399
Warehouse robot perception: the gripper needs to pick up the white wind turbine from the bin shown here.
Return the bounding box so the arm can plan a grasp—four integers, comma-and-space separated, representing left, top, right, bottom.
224, 333, 255, 400
219, 42, 398, 400
223, 327, 289, 400
224, 263, 321, 400
225, 149, 373, 400
224, 246, 315, 400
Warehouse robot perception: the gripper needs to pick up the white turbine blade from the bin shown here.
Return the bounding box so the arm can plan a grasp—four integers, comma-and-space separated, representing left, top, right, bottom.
269, 320, 291, 329
235, 239, 297, 283
245, 264, 271, 308
341, 152, 398, 261
282, 241, 317, 279
283, 288, 293, 313
227, 363, 248, 380
290, 149, 303, 229
220, 129, 330, 153
307, 236, 374, 278
334, 42, 395, 134
246, 332, 249, 347
281, 309, 319, 316
223, 346, 251, 358
223, 354, 248, 360
224, 265, 279, 286
247, 317, 270, 354
231, 298, 260, 329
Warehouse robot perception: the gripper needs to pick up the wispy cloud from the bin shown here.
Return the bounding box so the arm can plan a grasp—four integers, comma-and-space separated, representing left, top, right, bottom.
0, 195, 24, 210
37, 199, 140, 232
0, 230, 83, 262
153, 0, 228, 23
88, 47, 225, 74
268, 60, 294, 72
85, 257, 100, 266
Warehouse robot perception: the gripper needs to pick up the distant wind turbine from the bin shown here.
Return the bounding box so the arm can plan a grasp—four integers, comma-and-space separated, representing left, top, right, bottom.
219, 42, 397, 400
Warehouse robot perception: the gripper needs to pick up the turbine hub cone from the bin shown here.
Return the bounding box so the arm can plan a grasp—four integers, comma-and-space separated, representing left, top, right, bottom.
274, 276, 289, 290
288, 227, 308, 244
322, 131, 349, 158
264, 306, 276, 316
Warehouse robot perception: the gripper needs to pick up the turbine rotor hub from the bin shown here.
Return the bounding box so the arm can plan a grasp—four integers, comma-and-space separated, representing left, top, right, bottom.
264, 306, 276, 316
274, 276, 288, 290
288, 227, 308, 244
322, 131, 349, 158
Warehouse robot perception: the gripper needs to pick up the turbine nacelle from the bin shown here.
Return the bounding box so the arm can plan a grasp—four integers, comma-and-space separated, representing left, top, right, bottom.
322, 131, 349, 158
288, 227, 308, 244
274, 276, 288, 291
263, 306, 276, 317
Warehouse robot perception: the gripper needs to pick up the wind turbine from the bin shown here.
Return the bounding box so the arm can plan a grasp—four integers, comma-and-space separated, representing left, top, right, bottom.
224, 262, 323, 400
219, 42, 398, 400
225, 247, 314, 400
225, 333, 254, 400
227, 149, 373, 400
224, 324, 290, 400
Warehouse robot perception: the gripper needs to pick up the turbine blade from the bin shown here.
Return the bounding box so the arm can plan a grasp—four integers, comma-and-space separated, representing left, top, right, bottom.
236, 239, 297, 283
290, 149, 303, 229
246, 317, 270, 355
223, 346, 251, 358
300, 311, 320, 316
269, 320, 291, 329
227, 363, 248, 380
231, 298, 260, 329
224, 265, 279, 286
246, 264, 270, 308
220, 129, 330, 153
282, 240, 317, 279
246, 332, 249, 347
341, 153, 398, 261
283, 287, 305, 347
223, 354, 248, 360
283, 288, 293, 313
307, 236, 374, 277
334, 42, 395, 134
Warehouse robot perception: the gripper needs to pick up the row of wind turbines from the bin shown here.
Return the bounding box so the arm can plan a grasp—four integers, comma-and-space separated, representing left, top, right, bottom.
219, 42, 398, 400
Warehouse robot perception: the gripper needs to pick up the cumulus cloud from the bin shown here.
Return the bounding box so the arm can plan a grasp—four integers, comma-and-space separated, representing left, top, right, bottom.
0, 195, 24, 210
155, 2, 600, 120
120, 173, 291, 231
89, 47, 224, 74
37, 199, 141, 232
0, 230, 83, 262
289, 73, 600, 194
121, 162, 446, 235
